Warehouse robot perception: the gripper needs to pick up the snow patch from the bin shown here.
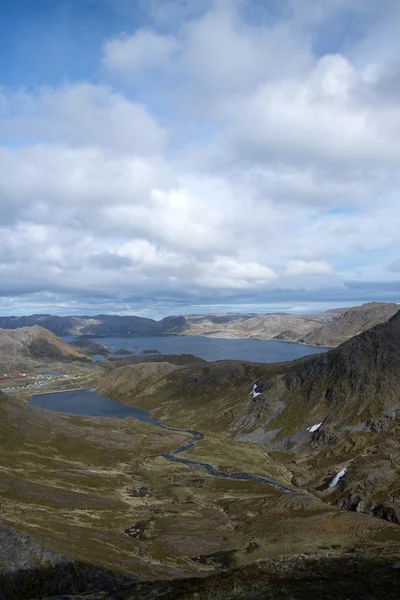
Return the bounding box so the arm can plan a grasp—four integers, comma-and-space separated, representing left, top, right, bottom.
306, 422, 323, 433
329, 468, 347, 488
251, 384, 262, 399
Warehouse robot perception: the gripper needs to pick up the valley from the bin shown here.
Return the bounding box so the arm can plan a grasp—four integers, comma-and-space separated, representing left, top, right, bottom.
1, 309, 400, 598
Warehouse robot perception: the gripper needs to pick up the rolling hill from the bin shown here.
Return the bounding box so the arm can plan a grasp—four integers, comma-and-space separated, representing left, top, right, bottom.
0, 326, 89, 371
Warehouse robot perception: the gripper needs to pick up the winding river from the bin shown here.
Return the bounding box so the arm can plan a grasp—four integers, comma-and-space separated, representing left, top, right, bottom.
29, 389, 292, 494
158, 425, 292, 493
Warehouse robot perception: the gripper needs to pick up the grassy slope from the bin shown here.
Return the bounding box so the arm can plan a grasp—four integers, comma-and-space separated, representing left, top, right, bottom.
2, 386, 400, 592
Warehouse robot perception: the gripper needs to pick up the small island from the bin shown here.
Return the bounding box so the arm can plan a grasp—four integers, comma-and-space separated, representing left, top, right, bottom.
69, 338, 109, 356
141, 349, 160, 355
113, 348, 135, 355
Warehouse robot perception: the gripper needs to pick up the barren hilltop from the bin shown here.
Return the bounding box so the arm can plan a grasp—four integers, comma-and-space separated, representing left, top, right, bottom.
0, 325, 88, 371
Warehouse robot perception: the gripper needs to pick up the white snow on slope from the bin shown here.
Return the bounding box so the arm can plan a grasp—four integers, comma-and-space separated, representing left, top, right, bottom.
306, 422, 322, 433
251, 384, 262, 399
329, 468, 347, 488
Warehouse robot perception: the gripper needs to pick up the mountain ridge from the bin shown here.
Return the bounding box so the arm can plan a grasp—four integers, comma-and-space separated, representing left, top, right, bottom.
0, 302, 398, 348
96, 309, 400, 529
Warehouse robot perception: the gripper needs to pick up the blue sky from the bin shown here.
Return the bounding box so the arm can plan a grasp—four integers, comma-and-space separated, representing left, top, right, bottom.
0, 0, 399, 317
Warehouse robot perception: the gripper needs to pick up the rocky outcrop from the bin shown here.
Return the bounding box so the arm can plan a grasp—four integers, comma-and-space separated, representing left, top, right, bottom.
300, 302, 400, 347
333, 496, 400, 526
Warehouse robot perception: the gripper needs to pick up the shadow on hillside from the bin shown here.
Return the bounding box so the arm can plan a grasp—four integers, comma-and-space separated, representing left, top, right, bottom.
3, 555, 400, 600
0, 560, 135, 600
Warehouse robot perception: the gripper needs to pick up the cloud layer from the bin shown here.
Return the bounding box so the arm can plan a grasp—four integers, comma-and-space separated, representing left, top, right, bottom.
1, 0, 399, 315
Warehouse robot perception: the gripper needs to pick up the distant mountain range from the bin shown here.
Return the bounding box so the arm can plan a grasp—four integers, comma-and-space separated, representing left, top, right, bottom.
0, 314, 186, 338
0, 302, 398, 347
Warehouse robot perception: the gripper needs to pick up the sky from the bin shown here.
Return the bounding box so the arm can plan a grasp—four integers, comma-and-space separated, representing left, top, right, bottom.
1, 0, 400, 318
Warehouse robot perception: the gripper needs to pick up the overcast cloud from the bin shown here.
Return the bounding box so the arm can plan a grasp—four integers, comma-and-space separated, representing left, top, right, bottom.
0, 0, 399, 316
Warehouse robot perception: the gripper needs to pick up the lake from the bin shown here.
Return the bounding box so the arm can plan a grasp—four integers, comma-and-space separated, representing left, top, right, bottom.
63, 335, 328, 363
29, 389, 158, 421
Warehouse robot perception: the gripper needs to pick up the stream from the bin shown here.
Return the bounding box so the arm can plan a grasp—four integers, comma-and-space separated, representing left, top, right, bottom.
29, 389, 292, 494
158, 424, 292, 493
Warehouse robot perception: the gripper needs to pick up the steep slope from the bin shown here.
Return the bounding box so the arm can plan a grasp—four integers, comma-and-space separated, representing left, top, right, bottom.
298, 302, 400, 347
236, 309, 400, 443
0, 326, 88, 370
229, 310, 400, 524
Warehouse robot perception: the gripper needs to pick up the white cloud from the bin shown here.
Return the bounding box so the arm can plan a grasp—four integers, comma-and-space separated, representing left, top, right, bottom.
103, 30, 178, 74
0, 83, 167, 154
285, 260, 333, 277
223, 54, 400, 172
179, 5, 312, 102
1, 0, 400, 313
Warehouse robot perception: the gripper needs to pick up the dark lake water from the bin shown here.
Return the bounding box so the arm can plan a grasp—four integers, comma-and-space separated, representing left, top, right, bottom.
63, 335, 327, 363
29, 389, 158, 422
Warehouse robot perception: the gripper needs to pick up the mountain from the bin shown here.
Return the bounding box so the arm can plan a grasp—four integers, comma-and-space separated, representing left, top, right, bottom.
235, 308, 400, 445
0, 314, 166, 337
182, 312, 323, 340
234, 309, 400, 524
97, 309, 400, 527
97, 307, 400, 439
0, 314, 187, 337
296, 301, 400, 347
1, 303, 397, 347
0, 326, 88, 370
181, 303, 399, 346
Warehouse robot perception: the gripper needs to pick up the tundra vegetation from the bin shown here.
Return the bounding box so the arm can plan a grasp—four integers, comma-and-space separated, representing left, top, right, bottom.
1, 310, 400, 598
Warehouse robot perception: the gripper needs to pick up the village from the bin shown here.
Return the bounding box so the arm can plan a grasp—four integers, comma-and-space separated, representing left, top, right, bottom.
0, 372, 82, 393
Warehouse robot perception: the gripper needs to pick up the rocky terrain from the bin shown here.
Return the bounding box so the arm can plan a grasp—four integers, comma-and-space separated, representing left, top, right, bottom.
0, 326, 89, 370
2, 311, 400, 598
181, 302, 399, 346
279, 301, 400, 347
1, 302, 398, 348
97, 310, 400, 531
182, 312, 322, 341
